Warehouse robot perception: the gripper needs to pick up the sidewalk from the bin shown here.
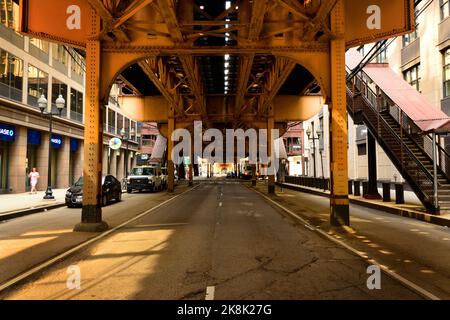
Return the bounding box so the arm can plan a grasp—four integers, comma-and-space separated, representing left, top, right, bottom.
278, 182, 450, 228
0, 189, 67, 221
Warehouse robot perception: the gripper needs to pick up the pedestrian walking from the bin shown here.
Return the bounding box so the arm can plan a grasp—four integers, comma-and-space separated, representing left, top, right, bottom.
29, 167, 40, 194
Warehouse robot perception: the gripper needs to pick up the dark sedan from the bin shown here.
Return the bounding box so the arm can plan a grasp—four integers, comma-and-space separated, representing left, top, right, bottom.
65, 175, 122, 208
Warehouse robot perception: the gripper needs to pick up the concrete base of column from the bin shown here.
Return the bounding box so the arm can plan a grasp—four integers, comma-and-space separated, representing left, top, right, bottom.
75, 205, 109, 232
74, 221, 109, 232
252, 179, 256, 187
330, 199, 350, 226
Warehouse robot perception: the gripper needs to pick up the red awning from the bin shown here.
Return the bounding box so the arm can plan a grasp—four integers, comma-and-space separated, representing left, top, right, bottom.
347, 50, 450, 133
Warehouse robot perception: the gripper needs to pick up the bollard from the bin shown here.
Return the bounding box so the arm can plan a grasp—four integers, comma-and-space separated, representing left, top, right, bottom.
382, 182, 391, 202
348, 180, 353, 195
354, 180, 361, 196
362, 181, 368, 197
395, 183, 405, 204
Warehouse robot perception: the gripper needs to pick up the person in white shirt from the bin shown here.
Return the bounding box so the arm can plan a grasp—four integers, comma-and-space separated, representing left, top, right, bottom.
28, 167, 40, 194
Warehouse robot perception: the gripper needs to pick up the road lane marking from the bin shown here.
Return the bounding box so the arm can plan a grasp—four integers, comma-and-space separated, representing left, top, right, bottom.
0, 185, 201, 294
205, 286, 215, 300
249, 186, 441, 301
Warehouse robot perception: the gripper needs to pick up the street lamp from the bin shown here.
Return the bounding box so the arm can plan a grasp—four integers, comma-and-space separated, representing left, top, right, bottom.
306, 125, 317, 178
120, 127, 135, 178
38, 93, 65, 199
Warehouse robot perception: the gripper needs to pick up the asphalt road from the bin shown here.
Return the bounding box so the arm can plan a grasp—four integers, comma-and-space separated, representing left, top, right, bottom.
1, 181, 421, 300
0, 185, 189, 285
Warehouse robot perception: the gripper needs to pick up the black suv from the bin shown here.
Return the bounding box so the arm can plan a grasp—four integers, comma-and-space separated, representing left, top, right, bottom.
65, 175, 122, 207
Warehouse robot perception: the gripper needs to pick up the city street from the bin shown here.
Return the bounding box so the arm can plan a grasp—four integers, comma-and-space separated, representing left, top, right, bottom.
0, 181, 424, 300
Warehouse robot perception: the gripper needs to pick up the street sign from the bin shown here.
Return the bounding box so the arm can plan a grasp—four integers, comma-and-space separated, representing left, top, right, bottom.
345, 0, 414, 47
109, 137, 122, 150
19, 0, 91, 48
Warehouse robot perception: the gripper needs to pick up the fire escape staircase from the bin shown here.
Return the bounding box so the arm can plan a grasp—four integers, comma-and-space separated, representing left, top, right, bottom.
346, 66, 450, 214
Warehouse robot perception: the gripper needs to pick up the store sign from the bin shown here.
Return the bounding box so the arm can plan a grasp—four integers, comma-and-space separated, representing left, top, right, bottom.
345, 0, 414, 47
27, 129, 41, 145
0, 123, 15, 142
19, 0, 91, 48
70, 138, 79, 152
51, 134, 63, 149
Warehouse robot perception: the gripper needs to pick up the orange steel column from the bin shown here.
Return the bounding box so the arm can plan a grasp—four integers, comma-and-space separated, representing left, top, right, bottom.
329, 0, 350, 226
74, 9, 108, 232
167, 112, 175, 192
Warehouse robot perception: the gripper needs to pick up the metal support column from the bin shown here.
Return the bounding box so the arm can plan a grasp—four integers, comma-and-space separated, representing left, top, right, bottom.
74, 9, 108, 232
365, 132, 381, 199
432, 132, 439, 211
329, 0, 350, 226
189, 137, 193, 186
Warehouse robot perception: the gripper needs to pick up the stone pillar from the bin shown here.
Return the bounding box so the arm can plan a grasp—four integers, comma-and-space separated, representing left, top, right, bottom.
75, 9, 108, 232
73, 141, 83, 181
36, 132, 49, 192
9, 126, 27, 193
117, 149, 125, 182
329, 0, 350, 226
56, 136, 70, 189
102, 145, 108, 176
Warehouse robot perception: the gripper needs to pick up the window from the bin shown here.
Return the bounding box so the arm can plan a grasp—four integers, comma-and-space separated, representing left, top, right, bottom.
71, 51, 85, 76
27, 65, 48, 107
117, 114, 124, 134
376, 43, 387, 63
108, 109, 116, 134
70, 88, 83, 122
52, 44, 69, 66
444, 48, 450, 98
441, 0, 450, 20
357, 144, 367, 156
51, 78, 67, 115
30, 38, 49, 54
403, 6, 419, 47
0, 49, 23, 101
0, 0, 19, 30
404, 64, 421, 92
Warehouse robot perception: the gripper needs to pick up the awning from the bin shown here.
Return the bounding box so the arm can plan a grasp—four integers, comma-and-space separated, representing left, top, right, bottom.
347, 50, 450, 133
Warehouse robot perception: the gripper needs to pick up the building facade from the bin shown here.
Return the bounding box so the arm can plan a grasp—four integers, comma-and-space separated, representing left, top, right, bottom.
0, 0, 140, 193
304, 0, 449, 190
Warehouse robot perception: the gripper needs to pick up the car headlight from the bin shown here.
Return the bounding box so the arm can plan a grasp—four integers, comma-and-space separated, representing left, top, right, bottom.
66, 191, 72, 197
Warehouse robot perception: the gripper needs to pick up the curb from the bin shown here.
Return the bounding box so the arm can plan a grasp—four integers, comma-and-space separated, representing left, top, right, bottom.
277, 183, 450, 228
0, 202, 66, 222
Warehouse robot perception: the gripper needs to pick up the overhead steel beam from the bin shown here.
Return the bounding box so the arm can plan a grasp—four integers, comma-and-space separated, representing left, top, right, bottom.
156, 0, 183, 41
260, 57, 296, 115
138, 58, 184, 116
87, 0, 130, 42
114, 0, 155, 29
178, 55, 207, 119
304, 0, 338, 40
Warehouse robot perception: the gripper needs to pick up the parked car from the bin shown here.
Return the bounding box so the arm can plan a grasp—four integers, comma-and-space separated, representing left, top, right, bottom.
127, 166, 163, 193
65, 175, 122, 208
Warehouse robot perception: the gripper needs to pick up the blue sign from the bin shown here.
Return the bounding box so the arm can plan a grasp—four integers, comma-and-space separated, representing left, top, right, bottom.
51, 134, 63, 149
0, 123, 15, 142
27, 129, 41, 145
70, 138, 79, 152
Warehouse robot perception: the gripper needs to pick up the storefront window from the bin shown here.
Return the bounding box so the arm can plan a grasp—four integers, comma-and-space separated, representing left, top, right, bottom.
52, 43, 69, 66
27, 65, 48, 108
0, 49, 23, 102
29, 38, 49, 54
70, 88, 83, 123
